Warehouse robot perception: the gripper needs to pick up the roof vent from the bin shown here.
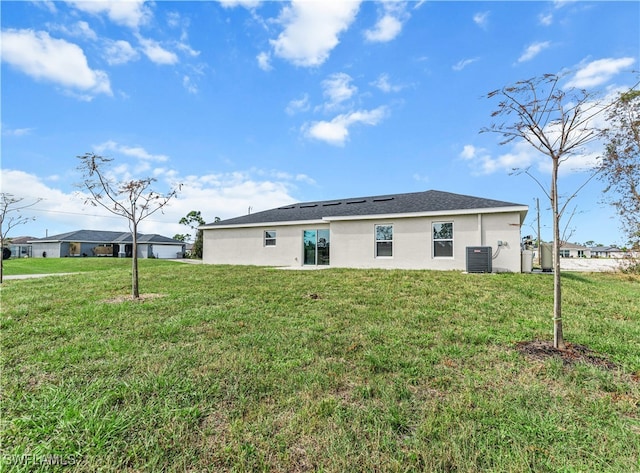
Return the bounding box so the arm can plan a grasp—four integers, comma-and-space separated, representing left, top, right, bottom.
322, 202, 341, 207
346, 199, 366, 204
278, 205, 295, 210
372, 197, 394, 202
300, 204, 318, 208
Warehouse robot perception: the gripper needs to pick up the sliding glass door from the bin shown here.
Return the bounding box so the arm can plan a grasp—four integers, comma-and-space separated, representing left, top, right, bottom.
303, 229, 330, 265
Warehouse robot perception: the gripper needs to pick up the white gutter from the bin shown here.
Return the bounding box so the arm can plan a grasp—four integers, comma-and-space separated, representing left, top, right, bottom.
199, 219, 326, 230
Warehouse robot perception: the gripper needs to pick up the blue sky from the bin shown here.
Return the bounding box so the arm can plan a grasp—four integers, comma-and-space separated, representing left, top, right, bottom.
2, 1, 638, 246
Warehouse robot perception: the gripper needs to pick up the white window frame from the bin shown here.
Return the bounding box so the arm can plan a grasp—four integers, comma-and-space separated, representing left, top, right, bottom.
375, 224, 393, 258
433, 222, 454, 258
264, 230, 277, 247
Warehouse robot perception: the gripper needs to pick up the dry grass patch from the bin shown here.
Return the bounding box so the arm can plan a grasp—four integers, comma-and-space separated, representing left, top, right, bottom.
102, 293, 166, 304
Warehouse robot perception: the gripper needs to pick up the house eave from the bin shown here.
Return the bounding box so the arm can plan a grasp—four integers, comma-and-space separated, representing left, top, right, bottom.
200, 219, 327, 230
324, 205, 529, 222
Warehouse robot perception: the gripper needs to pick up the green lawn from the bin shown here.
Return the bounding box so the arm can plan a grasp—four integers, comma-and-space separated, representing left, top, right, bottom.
1, 260, 639, 472
1, 256, 176, 276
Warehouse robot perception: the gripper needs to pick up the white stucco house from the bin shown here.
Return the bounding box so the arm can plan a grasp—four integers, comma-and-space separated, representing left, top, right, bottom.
200, 190, 529, 272
29, 230, 185, 259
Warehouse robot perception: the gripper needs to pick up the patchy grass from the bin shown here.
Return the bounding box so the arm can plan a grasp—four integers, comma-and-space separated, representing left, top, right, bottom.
1, 262, 639, 472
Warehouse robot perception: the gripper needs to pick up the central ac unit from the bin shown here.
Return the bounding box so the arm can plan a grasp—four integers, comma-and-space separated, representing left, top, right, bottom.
466, 246, 492, 273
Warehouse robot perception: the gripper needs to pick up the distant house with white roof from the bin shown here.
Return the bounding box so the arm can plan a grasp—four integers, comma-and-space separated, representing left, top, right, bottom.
589, 245, 627, 259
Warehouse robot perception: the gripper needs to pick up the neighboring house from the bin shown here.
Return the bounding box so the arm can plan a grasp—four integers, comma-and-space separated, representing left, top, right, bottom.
200, 190, 528, 272
7, 236, 34, 258
559, 241, 590, 258
589, 245, 626, 258
29, 230, 185, 259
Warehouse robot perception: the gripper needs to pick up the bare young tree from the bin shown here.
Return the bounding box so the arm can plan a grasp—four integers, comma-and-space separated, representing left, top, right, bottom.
482, 74, 606, 349
77, 153, 181, 298
599, 88, 640, 256
0, 193, 42, 283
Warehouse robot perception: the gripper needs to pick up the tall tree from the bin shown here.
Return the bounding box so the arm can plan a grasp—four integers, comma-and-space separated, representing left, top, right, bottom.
77, 153, 181, 298
599, 88, 640, 256
0, 193, 41, 283
482, 74, 605, 349
179, 211, 209, 259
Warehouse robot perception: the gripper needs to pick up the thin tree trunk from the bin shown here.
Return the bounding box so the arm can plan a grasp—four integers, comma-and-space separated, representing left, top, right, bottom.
1, 223, 4, 284
132, 220, 139, 299
551, 158, 565, 349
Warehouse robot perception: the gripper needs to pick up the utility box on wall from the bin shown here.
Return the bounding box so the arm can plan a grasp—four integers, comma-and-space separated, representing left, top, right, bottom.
466, 246, 493, 273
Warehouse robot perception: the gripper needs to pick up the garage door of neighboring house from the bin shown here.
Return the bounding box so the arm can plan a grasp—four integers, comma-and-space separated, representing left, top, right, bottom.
153, 245, 182, 259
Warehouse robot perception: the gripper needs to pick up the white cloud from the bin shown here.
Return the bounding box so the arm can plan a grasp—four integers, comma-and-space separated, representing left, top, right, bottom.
166, 11, 181, 29
218, 0, 263, 8
0, 169, 116, 237
103, 39, 139, 65
2, 126, 34, 137
452, 57, 479, 71
412, 173, 429, 183
256, 51, 272, 71
183, 75, 198, 94
50, 20, 98, 40
94, 141, 170, 167
321, 72, 357, 110
463, 95, 608, 177
75, 20, 97, 40
460, 144, 480, 161
174, 40, 200, 58
93, 140, 169, 179
67, 0, 151, 29
286, 94, 310, 115
270, 0, 361, 67
364, 15, 402, 43
364, 1, 408, 43
473, 11, 489, 28
137, 36, 179, 65
1, 29, 112, 97
371, 73, 403, 92
460, 141, 540, 176
517, 41, 551, 63
303, 107, 387, 146
566, 57, 636, 89
36, 1, 57, 14
538, 12, 553, 26
0, 167, 302, 238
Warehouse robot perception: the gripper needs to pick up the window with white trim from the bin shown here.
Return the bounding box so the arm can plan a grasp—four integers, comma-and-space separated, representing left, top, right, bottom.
264, 231, 277, 246
433, 222, 453, 257
375, 224, 393, 257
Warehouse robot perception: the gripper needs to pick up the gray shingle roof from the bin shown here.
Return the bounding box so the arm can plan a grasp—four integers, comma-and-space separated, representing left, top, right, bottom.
204, 190, 526, 227
29, 230, 183, 244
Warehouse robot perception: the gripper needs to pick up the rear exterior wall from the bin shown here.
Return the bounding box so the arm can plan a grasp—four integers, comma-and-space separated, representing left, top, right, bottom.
202, 211, 523, 272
